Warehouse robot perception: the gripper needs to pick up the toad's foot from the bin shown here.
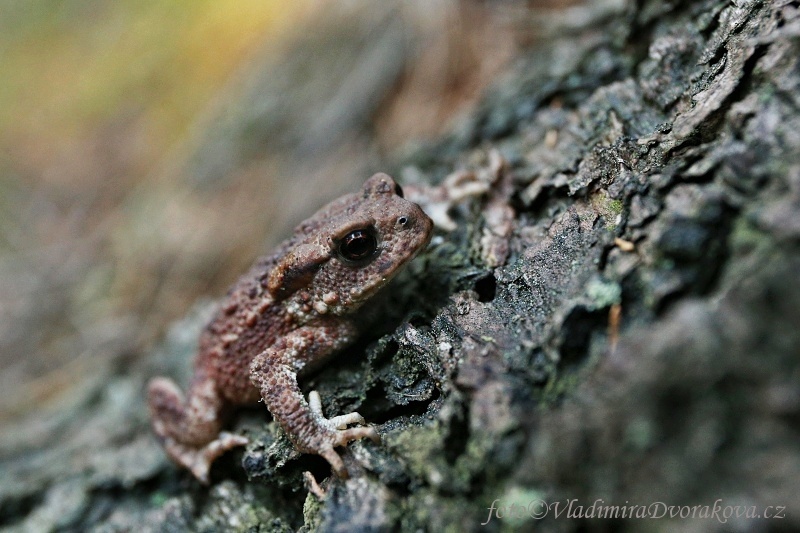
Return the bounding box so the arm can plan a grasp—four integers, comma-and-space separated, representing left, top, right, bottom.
158, 431, 248, 484
148, 376, 248, 483
306, 390, 380, 478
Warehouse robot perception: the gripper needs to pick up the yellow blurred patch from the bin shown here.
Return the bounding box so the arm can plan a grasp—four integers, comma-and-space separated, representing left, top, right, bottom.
0, 0, 309, 160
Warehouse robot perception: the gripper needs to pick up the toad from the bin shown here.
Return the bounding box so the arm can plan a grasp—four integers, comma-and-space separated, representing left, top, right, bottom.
148, 173, 433, 483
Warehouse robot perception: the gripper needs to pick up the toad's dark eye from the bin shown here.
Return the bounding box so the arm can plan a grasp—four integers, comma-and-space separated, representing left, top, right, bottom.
338, 228, 378, 263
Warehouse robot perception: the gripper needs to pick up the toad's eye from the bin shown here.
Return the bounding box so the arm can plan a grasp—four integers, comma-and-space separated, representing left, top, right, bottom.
338, 228, 378, 263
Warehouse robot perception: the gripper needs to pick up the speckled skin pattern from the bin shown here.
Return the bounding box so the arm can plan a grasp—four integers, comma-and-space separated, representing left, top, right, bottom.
147, 174, 433, 483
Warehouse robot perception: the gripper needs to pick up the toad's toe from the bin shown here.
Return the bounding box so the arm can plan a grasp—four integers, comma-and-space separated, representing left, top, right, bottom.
162, 432, 249, 484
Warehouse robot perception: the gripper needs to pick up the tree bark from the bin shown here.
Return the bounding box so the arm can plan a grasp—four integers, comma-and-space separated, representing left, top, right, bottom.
2, 1, 799, 532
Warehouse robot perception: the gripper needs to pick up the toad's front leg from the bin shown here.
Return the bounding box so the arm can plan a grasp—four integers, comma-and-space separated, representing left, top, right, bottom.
249, 321, 380, 478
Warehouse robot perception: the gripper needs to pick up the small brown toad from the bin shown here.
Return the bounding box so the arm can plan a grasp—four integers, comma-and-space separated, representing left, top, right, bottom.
148, 173, 433, 483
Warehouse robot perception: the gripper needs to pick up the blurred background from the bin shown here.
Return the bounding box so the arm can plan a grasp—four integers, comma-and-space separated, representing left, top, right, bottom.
0, 0, 580, 422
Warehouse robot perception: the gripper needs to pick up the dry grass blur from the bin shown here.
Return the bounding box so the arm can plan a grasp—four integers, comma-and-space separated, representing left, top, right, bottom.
0, 0, 581, 420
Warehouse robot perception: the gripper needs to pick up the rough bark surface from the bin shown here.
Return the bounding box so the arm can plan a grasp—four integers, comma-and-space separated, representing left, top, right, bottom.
3, 1, 800, 531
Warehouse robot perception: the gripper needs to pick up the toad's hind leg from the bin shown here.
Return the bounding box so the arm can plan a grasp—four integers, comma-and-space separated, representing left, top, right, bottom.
147, 374, 248, 483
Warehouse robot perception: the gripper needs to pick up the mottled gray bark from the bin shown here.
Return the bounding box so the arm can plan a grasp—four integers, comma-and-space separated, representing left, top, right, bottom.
2, 1, 799, 532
